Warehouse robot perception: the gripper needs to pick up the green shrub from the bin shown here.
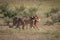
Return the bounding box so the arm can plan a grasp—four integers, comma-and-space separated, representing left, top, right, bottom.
44, 8, 60, 25
44, 20, 54, 25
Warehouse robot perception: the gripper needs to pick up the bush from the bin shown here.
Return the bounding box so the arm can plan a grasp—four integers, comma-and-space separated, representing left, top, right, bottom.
44, 20, 54, 25
0, 3, 38, 24
15, 6, 38, 17
51, 13, 60, 23
44, 8, 60, 25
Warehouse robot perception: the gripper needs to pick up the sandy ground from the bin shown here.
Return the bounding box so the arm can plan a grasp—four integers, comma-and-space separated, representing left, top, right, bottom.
0, 25, 60, 40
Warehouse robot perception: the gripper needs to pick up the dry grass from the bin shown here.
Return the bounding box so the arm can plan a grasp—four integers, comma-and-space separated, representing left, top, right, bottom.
0, 0, 60, 40
0, 26, 60, 40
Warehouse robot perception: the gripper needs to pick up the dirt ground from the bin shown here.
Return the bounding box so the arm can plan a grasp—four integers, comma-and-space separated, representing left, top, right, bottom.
0, 25, 60, 40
